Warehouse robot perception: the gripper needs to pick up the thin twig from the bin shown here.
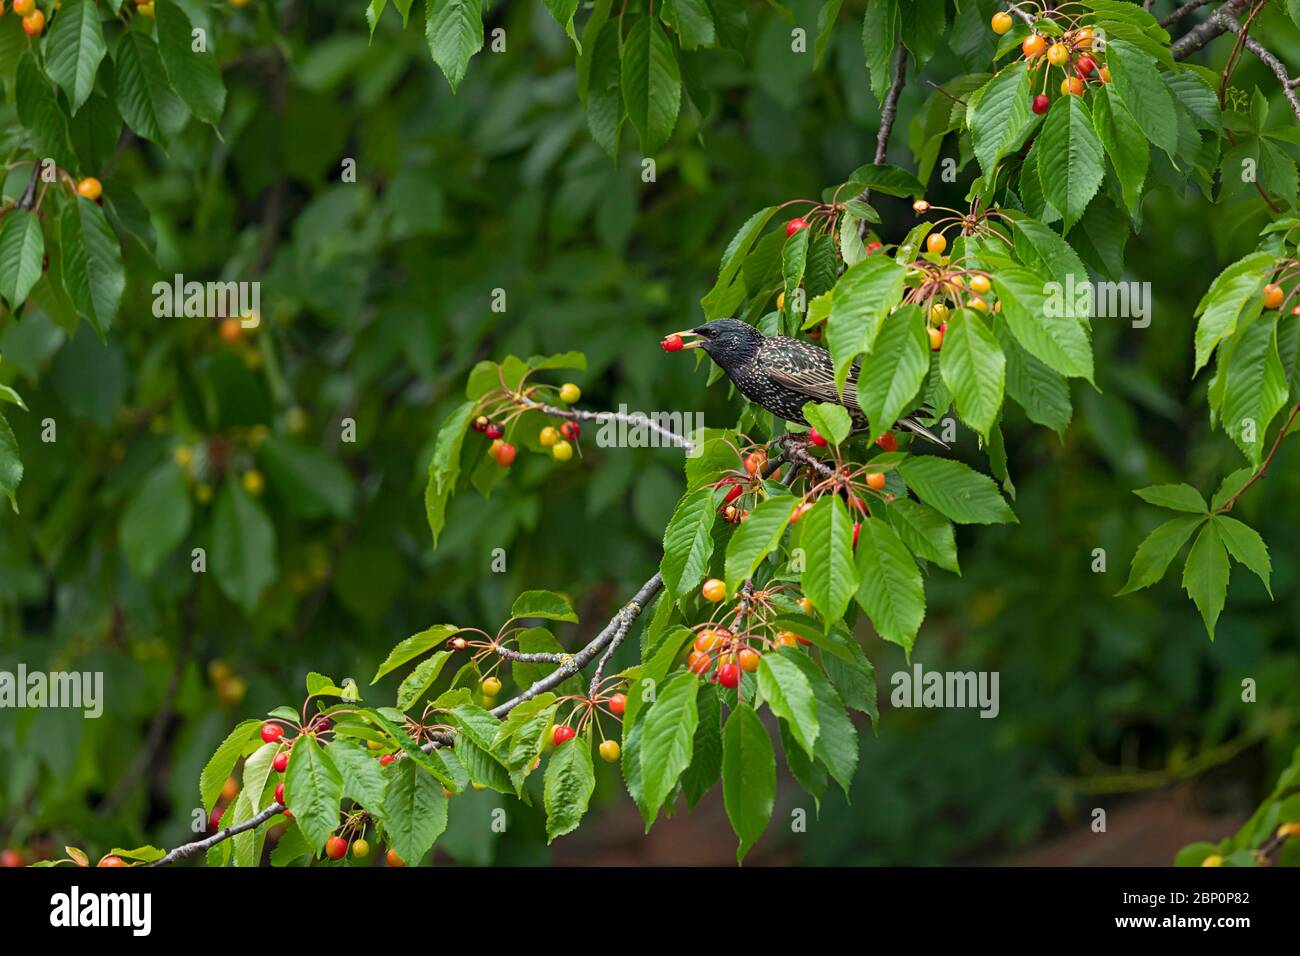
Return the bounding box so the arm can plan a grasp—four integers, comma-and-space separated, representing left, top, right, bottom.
1171, 0, 1252, 61
518, 397, 696, 455
1216, 401, 1300, 513
1219, 13, 1300, 124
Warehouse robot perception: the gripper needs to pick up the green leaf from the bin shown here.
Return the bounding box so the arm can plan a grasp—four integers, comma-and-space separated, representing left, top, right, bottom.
821, 631, 879, 725
723, 494, 793, 596
16, 54, 77, 173
283, 733, 345, 853
681, 683, 722, 808
1182, 520, 1229, 639
887, 498, 959, 574
0, 210, 45, 309
510, 590, 578, 623
59, 197, 125, 336
156, 0, 227, 127
969, 61, 1035, 177
826, 254, 908, 391
1038, 95, 1105, 231
43, 0, 107, 114
939, 308, 1005, 439
721, 704, 775, 863
544, 737, 595, 842
787, 651, 858, 794
1212, 467, 1255, 510
328, 740, 388, 811
425, 399, 477, 547
992, 264, 1094, 382
1107, 38, 1177, 156
1216, 515, 1272, 597
898, 456, 1017, 525
639, 671, 700, 822
662, 0, 716, 51
802, 401, 852, 446
585, 21, 624, 158
1193, 251, 1276, 374
113, 31, 189, 144
701, 207, 778, 319
661, 488, 719, 601
425, 0, 484, 92
757, 652, 818, 758
120, 463, 192, 579
1134, 483, 1208, 513
854, 517, 925, 655
372, 625, 458, 683
1092, 84, 1148, 215
995, 321, 1074, 435
813, 0, 842, 68
843, 162, 926, 198
200, 719, 261, 813
1117, 514, 1205, 595
861, 0, 900, 101
396, 652, 453, 710
855, 305, 929, 442
799, 495, 857, 622
620, 16, 681, 154
380, 757, 449, 863
210, 480, 277, 614
542, 0, 580, 48
1220, 314, 1289, 465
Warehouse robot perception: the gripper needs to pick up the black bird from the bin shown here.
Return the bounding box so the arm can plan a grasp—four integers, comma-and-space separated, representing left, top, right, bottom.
669, 318, 944, 445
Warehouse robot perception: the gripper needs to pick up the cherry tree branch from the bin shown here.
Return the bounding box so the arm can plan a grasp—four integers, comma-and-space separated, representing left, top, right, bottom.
151, 574, 665, 866
1218, 12, 1300, 123
1162, 0, 1219, 27
518, 396, 697, 455
1171, 0, 1252, 60
856, 45, 909, 237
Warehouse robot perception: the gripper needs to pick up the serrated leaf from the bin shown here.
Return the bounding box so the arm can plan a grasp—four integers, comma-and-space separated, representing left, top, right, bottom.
1182, 520, 1229, 639
283, 733, 344, 852
1117, 514, 1204, 595
372, 625, 458, 683
157, 0, 227, 127
200, 719, 261, 813
854, 517, 925, 655
1193, 251, 1276, 374
0, 210, 45, 309
510, 590, 578, 623
1107, 38, 1177, 156
425, 0, 484, 92
621, 17, 680, 154
639, 671, 699, 822
856, 305, 929, 442
1216, 515, 1272, 597
799, 495, 856, 622
43, 0, 106, 115
826, 254, 908, 391
721, 704, 774, 863
898, 456, 1017, 524
723, 495, 792, 596
1134, 483, 1208, 513
661, 488, 719, 601
802, 401, 852, 446
59, 196, 125, 335
1038, 95, 1104, 232
757, 651, 818, 759
381, 757, 448, 863
992, 264, 1094, 382
113, 31, 188, 144
544, 736, 595, 842
939, 308, 1005, 439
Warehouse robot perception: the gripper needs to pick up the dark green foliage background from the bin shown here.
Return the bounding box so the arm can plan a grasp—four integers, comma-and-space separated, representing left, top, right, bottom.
1, 0, 1298, 864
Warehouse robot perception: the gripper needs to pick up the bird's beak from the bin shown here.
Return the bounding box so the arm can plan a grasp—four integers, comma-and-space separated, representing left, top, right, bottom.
672, 329, 704, 350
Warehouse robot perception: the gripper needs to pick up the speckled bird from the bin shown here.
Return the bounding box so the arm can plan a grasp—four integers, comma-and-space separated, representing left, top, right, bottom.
669, 318, 944, 445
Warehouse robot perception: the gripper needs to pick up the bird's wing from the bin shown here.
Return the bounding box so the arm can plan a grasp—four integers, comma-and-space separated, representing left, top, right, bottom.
758, 337, 866, 417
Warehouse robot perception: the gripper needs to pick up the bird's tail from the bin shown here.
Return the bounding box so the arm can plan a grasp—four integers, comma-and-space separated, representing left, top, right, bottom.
899, 416, 948, 448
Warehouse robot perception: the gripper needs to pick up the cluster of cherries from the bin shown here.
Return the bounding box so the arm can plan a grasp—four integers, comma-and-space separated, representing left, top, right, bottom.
685, 579, 820, 688
550, 691, 626, 764
992, 12, 1111, 115
471, 382, 583, 468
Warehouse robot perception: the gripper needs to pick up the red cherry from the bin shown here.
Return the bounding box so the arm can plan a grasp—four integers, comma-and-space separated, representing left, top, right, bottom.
472, 416, 489, 433
662, 334, 684, 352
485, 423, 504, 440
97, 856, 127, 868
260, 722, 284, 744
560, 420, 580, 441
785, 217, 810, 237
717, 663, 740, 689
1075, 55, 1096, 77
852, 522, 862, 549
865, 241, 883, 254
273, 751, 289, 773
274, 783, 286, 805
1032, 94, 1050, 115
808, 427, 827, 447
1, 849, 24, 868
209, 806, 224, 831
325, 836, 348, 861
723, 482, 744, 505
492, 442, 516, 467
379, 754, 396, 766
876, 432, 898, 452
552, 725, 576, 746
608, 693, 627, 716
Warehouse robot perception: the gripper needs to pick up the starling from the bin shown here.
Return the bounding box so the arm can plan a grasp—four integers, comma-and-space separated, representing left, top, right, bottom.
668, 318, 944, 445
